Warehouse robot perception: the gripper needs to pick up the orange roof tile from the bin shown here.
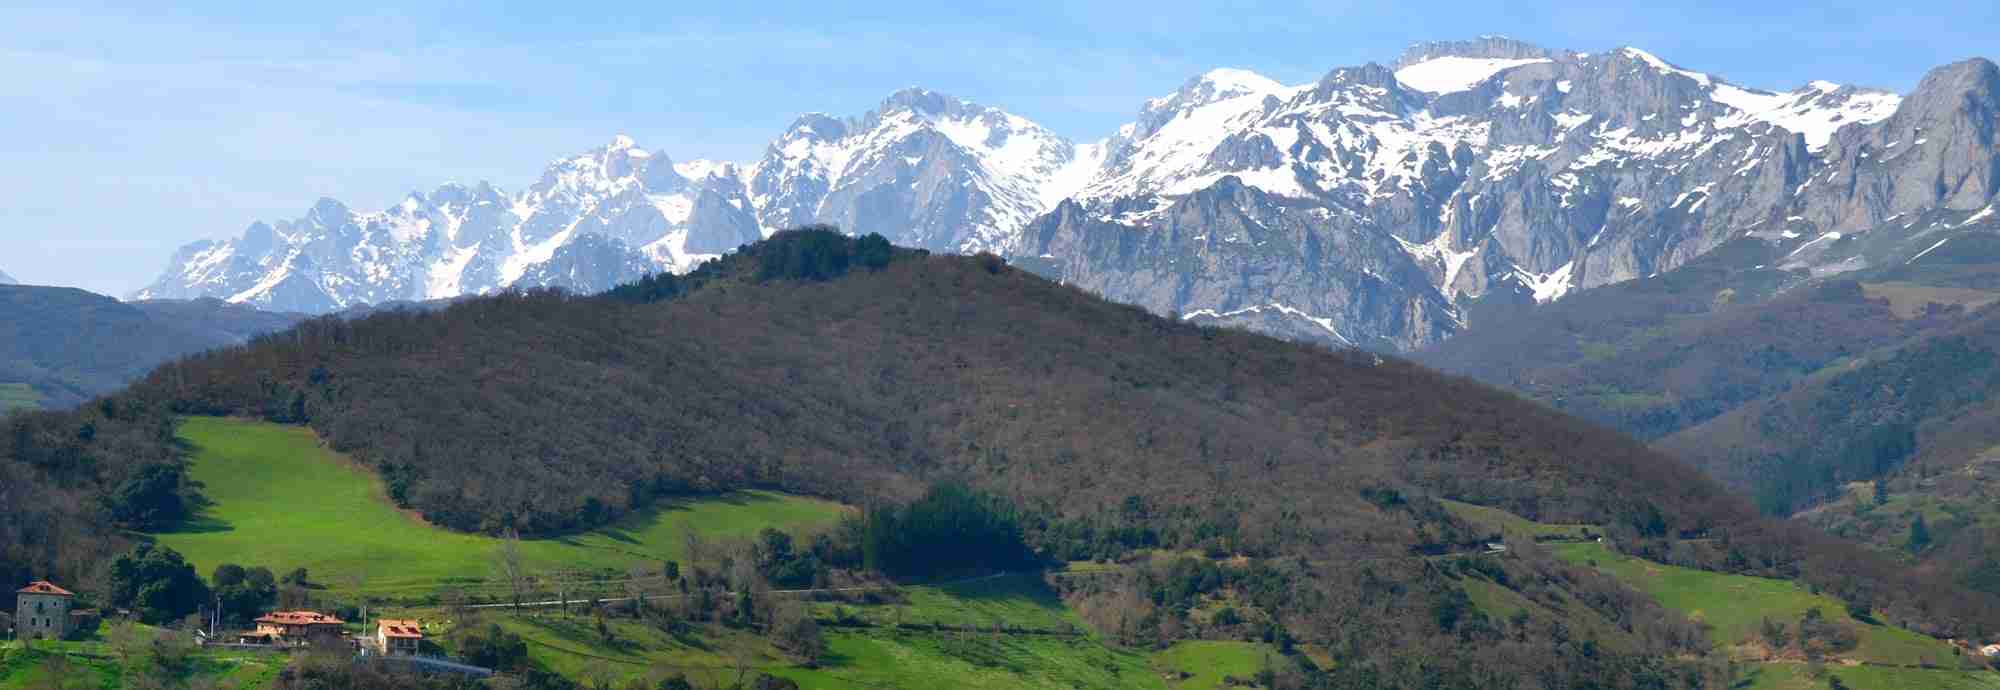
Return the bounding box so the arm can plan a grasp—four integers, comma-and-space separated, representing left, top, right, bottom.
16, 581, 74, 597
255, 611, 345, 626
378, 619, 424, 639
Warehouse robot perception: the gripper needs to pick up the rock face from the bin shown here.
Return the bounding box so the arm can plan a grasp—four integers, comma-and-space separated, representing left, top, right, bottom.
1020, 39, 1990, 350
141, 39, 2000, 352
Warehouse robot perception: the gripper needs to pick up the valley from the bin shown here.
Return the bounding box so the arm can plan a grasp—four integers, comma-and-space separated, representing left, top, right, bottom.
10, 4, 2000, 687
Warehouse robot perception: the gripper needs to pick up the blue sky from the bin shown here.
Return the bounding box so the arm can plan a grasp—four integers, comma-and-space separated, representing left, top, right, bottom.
3, 1, 1995, 295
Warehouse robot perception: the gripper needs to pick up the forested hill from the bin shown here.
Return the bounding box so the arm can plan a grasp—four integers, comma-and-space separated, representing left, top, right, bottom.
98, 229, 1733, 541
0, 285, 305, 409
6, 230, 2000, 682
1413, 214, 2000, 519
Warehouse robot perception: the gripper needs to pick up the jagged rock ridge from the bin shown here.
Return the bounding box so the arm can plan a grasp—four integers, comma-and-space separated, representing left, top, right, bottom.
141, 39, 1999, 353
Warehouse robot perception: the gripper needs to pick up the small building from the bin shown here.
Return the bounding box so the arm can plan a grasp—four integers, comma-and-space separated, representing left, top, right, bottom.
248, 611, 346, 645
376, 619, 424, 656
14, 581, 74, 641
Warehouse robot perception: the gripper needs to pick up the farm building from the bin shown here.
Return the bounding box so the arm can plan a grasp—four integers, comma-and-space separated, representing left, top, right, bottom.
376, 619, 424, 656
241, 610, 346, 645
13, 581, 74, 640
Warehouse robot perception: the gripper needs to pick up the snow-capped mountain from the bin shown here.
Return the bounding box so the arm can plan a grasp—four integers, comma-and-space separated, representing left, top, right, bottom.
138, 90, 1093, 312
141, 37, 2000, 352
1020, 37, 1993, 349
0, 269, 15, 285
134, 137, 759, 313
747, 88, 1101, 253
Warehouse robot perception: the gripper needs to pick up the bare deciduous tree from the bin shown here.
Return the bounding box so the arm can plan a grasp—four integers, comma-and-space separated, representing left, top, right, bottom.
496, 527, 526, 610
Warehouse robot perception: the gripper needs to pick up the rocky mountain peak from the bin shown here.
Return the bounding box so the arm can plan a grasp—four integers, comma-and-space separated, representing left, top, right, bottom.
779, 113, 848, 142
1317, 62, 1404, 90
1396, 36, 1554, 68
140, 39, 1999, 355
1164, 69, 1286, 108
876, 87, 963, 118
1900, 57, 2000, 124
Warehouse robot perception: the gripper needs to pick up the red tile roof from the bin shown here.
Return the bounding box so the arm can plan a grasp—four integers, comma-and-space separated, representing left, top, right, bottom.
255, 611, 345, 626
16, 581, 73, 597
377, 619, 424, 639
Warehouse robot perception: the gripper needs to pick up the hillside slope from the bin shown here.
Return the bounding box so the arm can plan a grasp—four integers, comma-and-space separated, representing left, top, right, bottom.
0, 285, 304, 410
8, 231, 2000, 685
1420, 209, 2000, 493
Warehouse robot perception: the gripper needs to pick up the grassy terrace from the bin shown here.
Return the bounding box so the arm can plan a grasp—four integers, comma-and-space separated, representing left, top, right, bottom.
1440, 499, 1597, 540
152, 417, 851, 596
1553, 541, 1960, 666
451, 576, 1274, 690
0, 637, 281, 689
1740, 662, 2000, 690
808, 574, 1086, 630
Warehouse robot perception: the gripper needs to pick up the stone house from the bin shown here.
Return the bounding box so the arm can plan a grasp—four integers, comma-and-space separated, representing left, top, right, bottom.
14, 581, 74, 640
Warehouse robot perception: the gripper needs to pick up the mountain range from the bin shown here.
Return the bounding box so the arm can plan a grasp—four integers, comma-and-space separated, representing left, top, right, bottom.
137, 37, 2000, 351
0, 269, 15, 285
24, 229, 2000, 687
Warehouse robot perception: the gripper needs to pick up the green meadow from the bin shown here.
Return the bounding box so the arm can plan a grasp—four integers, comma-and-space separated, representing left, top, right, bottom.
811, 573, 1084, 630
1738, 661, 2000, 690
776, 630, 1165, 690
152, 417, 851, 595
0, 637, 281, 689
460, 570, 1275, 689
1459, 574, 1645, 654
1440, 499, 1598, 540
1148, 640, 1276, 689
1554, 541, 1957, 666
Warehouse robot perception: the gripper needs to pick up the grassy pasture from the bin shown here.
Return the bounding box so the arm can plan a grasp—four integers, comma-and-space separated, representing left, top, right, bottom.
1738, 661, 2000, 690
1554, 541, 1957, 666
152, 417, 850, 595
0, 637, 280, 689
1149, 640, 1274, 689
1860, 282, 2000, 319
813, 574, 1082, 630
1440, 499, 1598, 540
778, 630, 1167, 690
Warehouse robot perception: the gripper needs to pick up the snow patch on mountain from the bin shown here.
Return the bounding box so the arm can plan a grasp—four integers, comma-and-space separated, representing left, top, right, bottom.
1712, 82, 1902, 151
1515, 262, 1577, 303
1393, 56, 1551, 93
1182, 302, 1353, 344
1621, 47, 1712, 86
